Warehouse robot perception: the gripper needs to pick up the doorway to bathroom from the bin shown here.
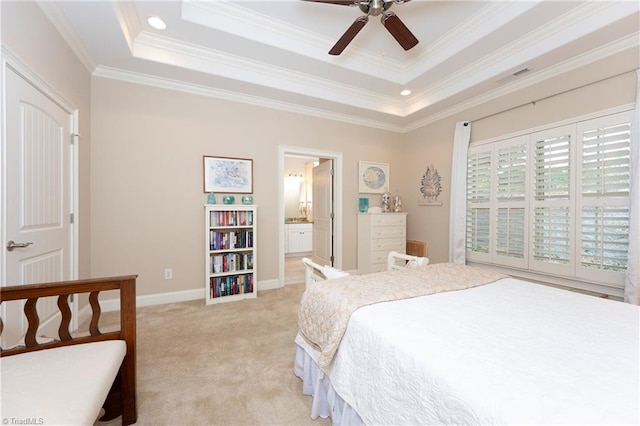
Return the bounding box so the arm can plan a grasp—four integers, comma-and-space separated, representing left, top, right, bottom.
278, 146, 343, 286
284, 154, 317, 284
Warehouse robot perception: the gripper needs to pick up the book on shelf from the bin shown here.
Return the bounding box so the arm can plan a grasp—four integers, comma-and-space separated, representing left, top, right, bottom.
210, 252, 254, 274
209, 230, 254, 251
210, 210, 254, 227
209, 274, 254, 298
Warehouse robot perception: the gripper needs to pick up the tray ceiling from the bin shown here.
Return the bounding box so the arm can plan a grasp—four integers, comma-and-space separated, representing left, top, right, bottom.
40, 0, 639, 132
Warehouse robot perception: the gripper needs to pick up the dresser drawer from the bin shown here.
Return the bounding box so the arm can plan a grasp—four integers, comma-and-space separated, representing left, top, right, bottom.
370, 249, 406, 264
370, 214, 406, 227
369, 262, 389, 273
370, 226, 406, 239
371, 238, 405, 252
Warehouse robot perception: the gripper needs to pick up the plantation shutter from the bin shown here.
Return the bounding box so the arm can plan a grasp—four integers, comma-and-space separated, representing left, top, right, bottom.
531, 125, 574, 276
581, 122, 630, 197
494, 137, 528, 267
580, 206, 629, 272
466, 147, 492, 261
463, 108, 632, 295
576, 111, 632, 286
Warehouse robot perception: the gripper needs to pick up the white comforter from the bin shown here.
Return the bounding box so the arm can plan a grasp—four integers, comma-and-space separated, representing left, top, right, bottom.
317, 278, 640, 425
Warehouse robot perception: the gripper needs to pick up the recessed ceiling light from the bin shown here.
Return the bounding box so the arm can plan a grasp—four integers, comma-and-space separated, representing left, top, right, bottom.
147, 16, 167, 30
400, 89, 411, 96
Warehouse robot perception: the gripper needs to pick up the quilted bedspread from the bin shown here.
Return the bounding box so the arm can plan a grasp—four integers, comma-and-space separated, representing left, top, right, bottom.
297, 262, 506, 367
324, 278, 640, 425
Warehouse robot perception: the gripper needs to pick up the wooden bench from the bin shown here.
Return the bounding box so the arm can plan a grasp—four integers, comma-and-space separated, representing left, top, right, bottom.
1, 275, 138, 425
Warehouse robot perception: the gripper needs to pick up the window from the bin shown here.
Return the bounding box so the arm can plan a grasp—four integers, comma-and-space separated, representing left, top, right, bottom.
576, 115, 631, 284
466, 149, 491, 259
531, 125, 574, 277
495, 139, 527, 267
466, 110, 632, 290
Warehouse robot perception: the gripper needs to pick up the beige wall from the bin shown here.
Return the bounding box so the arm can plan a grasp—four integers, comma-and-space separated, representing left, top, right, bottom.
91, 78, 403, 296
471, 69, 638, 142
1, 1, 92, 279
399, 115, 461, 264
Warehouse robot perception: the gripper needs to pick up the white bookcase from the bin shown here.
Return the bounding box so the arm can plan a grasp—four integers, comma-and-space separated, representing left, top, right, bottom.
205, 204, 257, 305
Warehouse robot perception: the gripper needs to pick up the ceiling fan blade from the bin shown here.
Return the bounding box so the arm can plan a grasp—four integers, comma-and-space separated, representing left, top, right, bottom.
302, 0, 358, 6
329, 16, 368, 55
381, 11, 418, 51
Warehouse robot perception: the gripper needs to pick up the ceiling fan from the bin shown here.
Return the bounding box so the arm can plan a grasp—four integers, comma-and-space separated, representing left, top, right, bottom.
306, 0, 419, 55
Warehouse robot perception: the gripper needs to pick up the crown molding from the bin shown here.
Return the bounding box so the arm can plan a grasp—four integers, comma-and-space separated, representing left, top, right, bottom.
404, 32, 640, 133
36, 1, 96, 73
137, 0, 637, 121
404, 1, 639, 117
92, 65, 404, 133
405, 1, 541, 82
93, 27, 637, 135
132, 31, 405, 115
113, 0, 142, 53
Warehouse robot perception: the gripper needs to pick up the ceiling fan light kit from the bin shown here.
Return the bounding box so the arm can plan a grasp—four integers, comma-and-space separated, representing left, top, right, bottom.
308, 0, 419, 55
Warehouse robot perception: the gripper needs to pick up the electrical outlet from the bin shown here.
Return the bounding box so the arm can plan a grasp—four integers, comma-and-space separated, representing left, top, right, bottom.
164, 268, 173, 280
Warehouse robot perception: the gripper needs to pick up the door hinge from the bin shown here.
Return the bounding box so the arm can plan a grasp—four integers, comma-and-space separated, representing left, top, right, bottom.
330, 168, 334, 176
330, 212, 334, 219
330, 255, 334, 263
70, 213, 74, 224
70, 133, 79, 144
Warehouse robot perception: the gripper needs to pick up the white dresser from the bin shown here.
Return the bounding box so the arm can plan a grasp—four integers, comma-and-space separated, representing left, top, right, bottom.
357, 213, 407, 274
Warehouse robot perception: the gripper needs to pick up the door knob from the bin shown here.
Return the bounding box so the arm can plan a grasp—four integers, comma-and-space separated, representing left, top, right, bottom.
6, 240, 34, 251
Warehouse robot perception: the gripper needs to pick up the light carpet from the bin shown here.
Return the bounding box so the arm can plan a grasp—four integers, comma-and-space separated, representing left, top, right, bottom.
92, 283, 330, 426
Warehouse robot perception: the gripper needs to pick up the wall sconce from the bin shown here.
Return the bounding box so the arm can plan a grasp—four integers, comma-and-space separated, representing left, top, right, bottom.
287, 173, 304, 184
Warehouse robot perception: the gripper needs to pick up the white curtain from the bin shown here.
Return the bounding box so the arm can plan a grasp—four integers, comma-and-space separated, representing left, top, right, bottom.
624, 70, 640, 305
449, 121, 471, 263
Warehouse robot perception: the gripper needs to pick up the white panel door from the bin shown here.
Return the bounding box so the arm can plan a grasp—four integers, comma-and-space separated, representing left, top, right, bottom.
312, 159, 333, 266
3, 67, 73, 347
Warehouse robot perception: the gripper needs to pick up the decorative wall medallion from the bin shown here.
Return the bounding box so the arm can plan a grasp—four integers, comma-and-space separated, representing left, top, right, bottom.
419, 164, 443, 206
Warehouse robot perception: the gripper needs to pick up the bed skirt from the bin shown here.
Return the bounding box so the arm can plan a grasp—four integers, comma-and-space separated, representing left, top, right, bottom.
294, 345, 364, 426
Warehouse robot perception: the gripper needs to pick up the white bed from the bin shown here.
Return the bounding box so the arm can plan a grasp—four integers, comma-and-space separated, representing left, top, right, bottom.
294, 264, 640, 425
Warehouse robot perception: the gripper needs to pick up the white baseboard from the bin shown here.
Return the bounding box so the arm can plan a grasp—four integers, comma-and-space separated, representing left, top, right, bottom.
258, 278, 281, 291
97, 279, 282, 313
99, 288, 205, 312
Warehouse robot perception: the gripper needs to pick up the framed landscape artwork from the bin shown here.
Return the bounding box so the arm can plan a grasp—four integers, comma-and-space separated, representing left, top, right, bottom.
203, 156, 253, 193
358, 161, 389, 194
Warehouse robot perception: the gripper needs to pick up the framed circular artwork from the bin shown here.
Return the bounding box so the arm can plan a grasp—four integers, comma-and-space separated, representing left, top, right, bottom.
358, 161, 389, 194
